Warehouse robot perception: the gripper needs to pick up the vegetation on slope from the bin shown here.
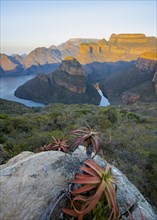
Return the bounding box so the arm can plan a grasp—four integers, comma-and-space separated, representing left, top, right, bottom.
0, 99, 157, 209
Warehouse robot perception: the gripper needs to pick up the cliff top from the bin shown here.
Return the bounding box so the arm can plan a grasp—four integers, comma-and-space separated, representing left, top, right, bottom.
116, 33, 146, 38
63, 56, 75, 61
140, 52, 157, 61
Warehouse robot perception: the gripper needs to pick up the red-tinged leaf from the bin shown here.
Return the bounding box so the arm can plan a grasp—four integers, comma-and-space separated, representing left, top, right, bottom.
71, 184, 97, 194
105, 188, 112, 209
73, 194, 90, 202
105, 163, 111, 174
81, 165, 98, 176
75, 174, 92, 179
91, 135, 102, 153
72, 181, 106, 215
71, 176, 101, 184
108, 209, 114, 220
106, 182, 119, 218
84, 159, 103, 177
62, 208, 79, 217
68, 128, 87, 135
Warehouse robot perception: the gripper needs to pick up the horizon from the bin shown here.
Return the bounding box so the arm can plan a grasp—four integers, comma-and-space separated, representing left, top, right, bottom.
1, 0, 156, 55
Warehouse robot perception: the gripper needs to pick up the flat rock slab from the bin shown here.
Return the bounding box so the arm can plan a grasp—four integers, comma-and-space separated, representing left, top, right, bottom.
0, 147, 156, 220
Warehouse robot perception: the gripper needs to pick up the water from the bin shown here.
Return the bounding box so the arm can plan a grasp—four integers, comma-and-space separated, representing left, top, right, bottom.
98, 90, 110, 106
0, 76, 110, 107
0, 75, 45, 107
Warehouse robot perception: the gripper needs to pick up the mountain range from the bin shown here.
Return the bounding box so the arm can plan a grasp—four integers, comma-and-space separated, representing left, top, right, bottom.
0, 33, 156, 76
14, 52, 157, 105
1, 33, 156, 106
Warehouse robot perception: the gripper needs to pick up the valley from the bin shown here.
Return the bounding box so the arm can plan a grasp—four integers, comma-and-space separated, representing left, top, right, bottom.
0, 33, 157, 214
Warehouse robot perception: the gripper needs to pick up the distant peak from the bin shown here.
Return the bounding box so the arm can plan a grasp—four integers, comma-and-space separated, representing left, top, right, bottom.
59, 57, 84, 75
63, 56, 75, 61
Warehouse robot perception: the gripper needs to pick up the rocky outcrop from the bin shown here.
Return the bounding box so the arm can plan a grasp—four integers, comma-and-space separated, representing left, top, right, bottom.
77, 34, 157, 64
136, 52, 157, 72
152, 72, 157, 94
121, 92, 141, 105
15, 57, 101, 105
0, 146, 157, 220
59, 56, 84, 75
100, 55, 157, 105
57, 38, 98, 58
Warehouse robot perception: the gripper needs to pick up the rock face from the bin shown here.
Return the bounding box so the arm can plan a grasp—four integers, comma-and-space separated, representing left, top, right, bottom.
23, 47, 61, 69
0, 146, 156, 220
59, 56, 84, 75
152, 72, 157, 94
0, 54, 17, 71
15, 57, 101, 105
77, 34, 156, 64
121, 92, 141, 105
0, 54, 25, 76
136, 52, 157, 72
100, 54, 157, 105
57, 38, 98, 58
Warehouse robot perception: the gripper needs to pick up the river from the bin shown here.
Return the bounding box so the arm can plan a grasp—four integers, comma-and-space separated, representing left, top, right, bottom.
0, 75, 110, 107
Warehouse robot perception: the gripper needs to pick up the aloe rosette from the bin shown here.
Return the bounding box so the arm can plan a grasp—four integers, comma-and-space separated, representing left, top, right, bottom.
69, 125, 103, 155
63, 159, 119, 220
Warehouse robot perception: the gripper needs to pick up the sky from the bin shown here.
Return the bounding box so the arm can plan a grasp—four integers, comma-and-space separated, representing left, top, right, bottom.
1, 0, 156, 55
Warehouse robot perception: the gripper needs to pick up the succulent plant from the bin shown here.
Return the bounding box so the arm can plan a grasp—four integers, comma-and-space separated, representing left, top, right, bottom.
69, 124, 102, 157
63, 159, 119, 220
39, 136, 69, 153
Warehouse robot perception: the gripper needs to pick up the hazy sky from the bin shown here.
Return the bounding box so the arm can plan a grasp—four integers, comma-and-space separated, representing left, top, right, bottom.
1, 0, 156, 55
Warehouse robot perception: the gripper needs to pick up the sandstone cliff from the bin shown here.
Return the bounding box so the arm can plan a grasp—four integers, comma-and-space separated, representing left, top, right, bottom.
77, 34, 156, 64
57, 38, 98, 58
15, 57, 101, 105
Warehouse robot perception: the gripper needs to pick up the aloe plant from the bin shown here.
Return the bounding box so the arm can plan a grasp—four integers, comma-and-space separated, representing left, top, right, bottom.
63, 159, 119, 220
69, 124, 102, 156
39, 136, 69, 153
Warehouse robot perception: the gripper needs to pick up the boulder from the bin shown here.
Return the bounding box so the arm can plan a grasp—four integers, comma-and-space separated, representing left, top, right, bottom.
0, 146, 156, 220
152, 72, 157, 94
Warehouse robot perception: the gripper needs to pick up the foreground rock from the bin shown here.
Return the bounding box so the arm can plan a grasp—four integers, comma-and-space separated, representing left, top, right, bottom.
0, 147, 156, 220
